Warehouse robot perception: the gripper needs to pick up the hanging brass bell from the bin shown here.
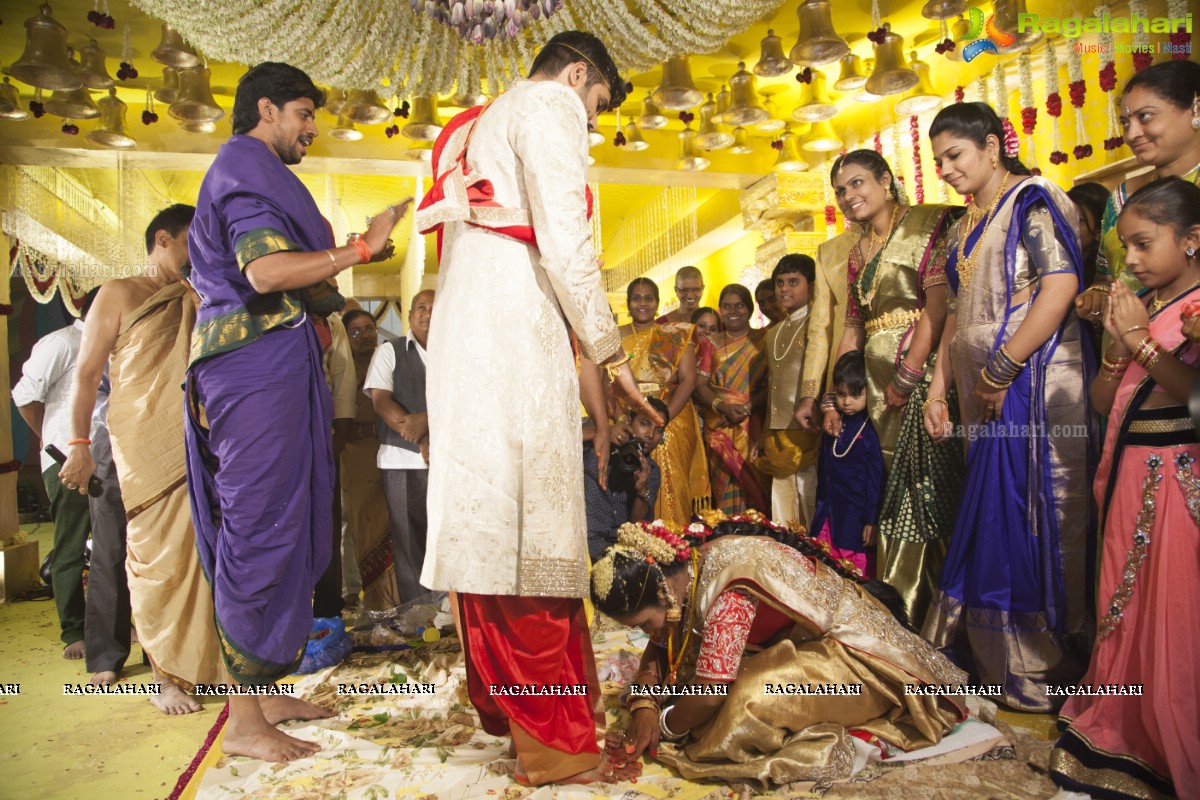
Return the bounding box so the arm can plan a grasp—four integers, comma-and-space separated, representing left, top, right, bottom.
729, 127, 753, 155
921, 0, 967, 20
155, 67, 179, 105
945, 17, 969, 63
0, 78, 32, 120
713, 84, 730, 124
724, 62, 768, 127
323, 88, 343, 116
344, 90, 391, 125
790, 0, 850, 67
801, 120, 842, 152
170, 66, 224, 123
833, 53, 868, 92
151, 23, 201, 69
404, 143, 434, 162
402, 95, 443, 141
865, 25, 918, 97
10, 4, 81, 92
757, 95, 786, 133
993, 0, 1042, 53
451, 90, 487, 108
754, 29, 792, 78
894, 53, 943, 116
87, 88, 136, 149
695, 93, 733, 151
45, 52, 100, 119
180, 119, 217, 134
675, 127, 710, 171
792, 70, 836, 123
637, 92, 667, 130
78, 38, 115, 90
328, 114, 363, 141
773, 127, 809, 172
653, 55, 702, 111
623, 121, 648, 152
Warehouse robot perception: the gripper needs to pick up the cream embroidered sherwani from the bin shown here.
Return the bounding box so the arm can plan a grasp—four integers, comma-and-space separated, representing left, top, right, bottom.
799, 230, 859, 400
420, 80, 621, 597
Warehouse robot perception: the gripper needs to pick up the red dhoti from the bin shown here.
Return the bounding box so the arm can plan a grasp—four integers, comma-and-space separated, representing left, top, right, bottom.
455, 593, 602, 784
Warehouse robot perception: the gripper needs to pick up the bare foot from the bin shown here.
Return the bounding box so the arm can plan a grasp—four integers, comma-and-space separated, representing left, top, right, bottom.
62, 641, 86, 660
259, 694, 334, 725
150, 680, 202, 715
223, 712, 320, 763
90, 671, 118, 687
515, 753, 635, 786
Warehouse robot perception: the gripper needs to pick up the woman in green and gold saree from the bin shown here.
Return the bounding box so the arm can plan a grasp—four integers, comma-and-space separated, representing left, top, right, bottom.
620, 278, 710, 528
590, 513, 967, 789
820, 150, 964, 627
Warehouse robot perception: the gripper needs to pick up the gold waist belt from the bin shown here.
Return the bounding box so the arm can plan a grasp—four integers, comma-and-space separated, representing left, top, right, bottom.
865, 309, 921, 336
1128, 417, 1193, 434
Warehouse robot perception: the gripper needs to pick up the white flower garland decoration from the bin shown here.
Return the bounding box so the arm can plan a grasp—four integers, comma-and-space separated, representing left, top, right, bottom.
1067, 45, 1087, 159
129, 0, 787, 96
1045, 40, 1066, 159
1018, 53, 1037, 170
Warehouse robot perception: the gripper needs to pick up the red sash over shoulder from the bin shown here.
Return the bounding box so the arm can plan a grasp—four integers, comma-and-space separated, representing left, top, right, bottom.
415, 100, 593, 261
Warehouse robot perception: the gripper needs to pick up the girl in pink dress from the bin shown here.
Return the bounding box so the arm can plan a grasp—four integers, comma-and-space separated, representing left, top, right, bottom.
1051, 177, 1200, 799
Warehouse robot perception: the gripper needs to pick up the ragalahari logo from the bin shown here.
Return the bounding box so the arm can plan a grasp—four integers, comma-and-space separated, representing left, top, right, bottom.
957, 6, 1016, 61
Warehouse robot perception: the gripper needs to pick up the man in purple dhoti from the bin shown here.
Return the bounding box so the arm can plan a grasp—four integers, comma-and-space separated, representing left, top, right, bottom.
185, 62, 411, 762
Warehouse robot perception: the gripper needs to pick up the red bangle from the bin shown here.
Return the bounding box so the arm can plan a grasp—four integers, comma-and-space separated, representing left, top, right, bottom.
68, 438, 91, 446
1182, 299, 1200, 320
349, 236, 372, 264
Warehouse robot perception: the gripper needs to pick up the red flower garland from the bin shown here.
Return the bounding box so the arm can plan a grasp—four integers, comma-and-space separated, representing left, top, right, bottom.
873, 132, 882, 154
1045, 92, 1067, 163
1170, 26, 1190, 60
1133, 51, 1153, 71
1068, 80, 1086, 108
825, 204, 837, 229
954, 86, 964, 104
1098, 62, 1117, 92
910, 115, 924, 204
1021, 106, 1036, 135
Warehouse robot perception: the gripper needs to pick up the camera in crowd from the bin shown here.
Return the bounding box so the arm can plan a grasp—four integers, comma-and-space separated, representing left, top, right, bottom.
614, 439, 645, 474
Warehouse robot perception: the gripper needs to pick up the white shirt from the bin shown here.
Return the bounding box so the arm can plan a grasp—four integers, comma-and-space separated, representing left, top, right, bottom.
12, 320, 96, 472
363, 337, 428, 471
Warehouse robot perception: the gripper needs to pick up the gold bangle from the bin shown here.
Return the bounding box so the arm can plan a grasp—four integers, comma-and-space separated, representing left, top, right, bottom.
711, 397, 722, 414
978, 368, 1011, 390
1089, 284, 1111, 295
628, 698, 659, 713
922, 396, 948, 414
603, 353, 630, 381
1124, 325, 1148, 336
325, 249, 338, 275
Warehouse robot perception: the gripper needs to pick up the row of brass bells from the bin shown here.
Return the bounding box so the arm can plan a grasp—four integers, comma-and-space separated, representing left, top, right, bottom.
653, 55, 702, 111
792, 70, 835, 123
402, 95, 443, 141
11, 4, 81, 91
723, 62, 768, 126
894, 53, 943, 116
694, 93, 733, 151
865, 25, 918, 97
344, 90, 390, 125
790, 0, 849, 67
88, 88, 135, 149
0, 79, 32, 120
753, 29, 791, 78
151, 23, 201, 69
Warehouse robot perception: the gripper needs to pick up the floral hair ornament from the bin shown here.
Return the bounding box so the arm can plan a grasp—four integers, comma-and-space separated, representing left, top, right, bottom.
1001, 118, 1020, 159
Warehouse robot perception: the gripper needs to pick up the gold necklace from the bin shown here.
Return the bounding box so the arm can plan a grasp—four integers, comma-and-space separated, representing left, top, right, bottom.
956, 171, 1011, 291
855, 205, 904, 313
868, 203, 901, 250
722, 330, 748, 351
771, 314, 807, 362
1150, 279, 1200, 314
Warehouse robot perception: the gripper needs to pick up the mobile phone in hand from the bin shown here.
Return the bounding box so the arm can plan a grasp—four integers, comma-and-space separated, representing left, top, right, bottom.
45, 444, 103, 498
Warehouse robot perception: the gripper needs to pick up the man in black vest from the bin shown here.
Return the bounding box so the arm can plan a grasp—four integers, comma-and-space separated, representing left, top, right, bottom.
366, 289, 434, 603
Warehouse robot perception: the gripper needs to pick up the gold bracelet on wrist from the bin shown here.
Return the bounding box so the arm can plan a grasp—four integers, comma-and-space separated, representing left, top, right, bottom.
603, 353, 631, 381
978, 368, 1011, 390
628, 698, 659, 713
1089, 283, 1111, 295
711, 397, 723, 414
922, 396, 948, 415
